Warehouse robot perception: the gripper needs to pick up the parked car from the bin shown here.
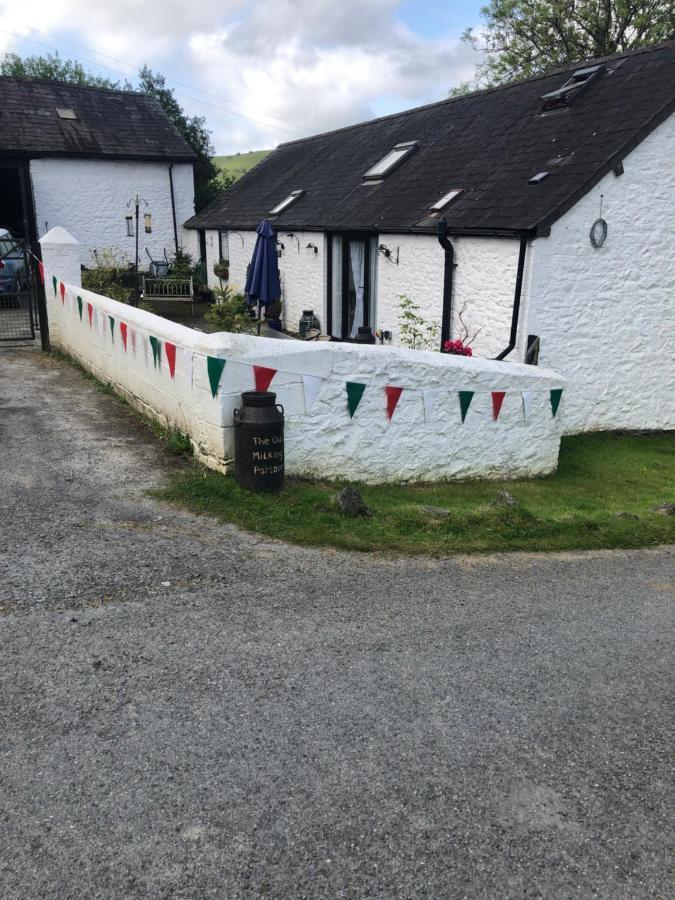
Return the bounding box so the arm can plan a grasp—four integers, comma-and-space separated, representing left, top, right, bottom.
0, 228, 27, 294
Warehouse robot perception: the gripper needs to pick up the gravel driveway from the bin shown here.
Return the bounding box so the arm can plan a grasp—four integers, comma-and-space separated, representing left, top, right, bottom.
1, 347, 673, 899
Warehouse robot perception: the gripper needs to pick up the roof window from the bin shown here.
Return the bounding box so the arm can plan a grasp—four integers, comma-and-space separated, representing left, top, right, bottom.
528, 172, 550, 185
364, 141, 418, 180
541, 64, 603, 111
429, 188, 463, 211
56, 107, 78, 120
269, 190, 304, 215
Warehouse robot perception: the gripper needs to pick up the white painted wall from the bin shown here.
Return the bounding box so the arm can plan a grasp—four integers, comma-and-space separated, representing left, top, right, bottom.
30, 158, 198, 268
41, 228, 565, 483
524, 113, 675, 433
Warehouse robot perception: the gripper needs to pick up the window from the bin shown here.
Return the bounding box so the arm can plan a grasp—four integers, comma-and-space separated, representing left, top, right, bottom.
56, 108, 78, 120
528, 172, 550, 185
269, 190, 304, 215
429, 188, 463, 211
364, 141, 417, 180
541, 65, 603, 111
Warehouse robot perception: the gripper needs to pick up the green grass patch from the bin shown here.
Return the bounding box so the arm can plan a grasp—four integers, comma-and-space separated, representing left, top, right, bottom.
214, 149, 271, 180
155, 433, 674, 555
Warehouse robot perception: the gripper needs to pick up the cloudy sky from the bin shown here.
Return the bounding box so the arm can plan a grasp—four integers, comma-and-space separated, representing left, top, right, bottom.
0, 0, 484, 153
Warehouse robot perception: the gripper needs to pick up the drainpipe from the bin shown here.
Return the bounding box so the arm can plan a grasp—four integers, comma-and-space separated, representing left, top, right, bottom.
168, 163, 179, 256
495, 234, 528, 360
437, 219, 454, 349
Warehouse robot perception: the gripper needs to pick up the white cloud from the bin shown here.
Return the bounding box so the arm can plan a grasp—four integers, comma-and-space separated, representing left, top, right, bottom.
0, 0, 478, 152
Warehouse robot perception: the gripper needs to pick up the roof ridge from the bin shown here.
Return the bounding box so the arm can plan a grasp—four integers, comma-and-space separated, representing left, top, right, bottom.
0, 76, 151, 99
276, 39, 675, 149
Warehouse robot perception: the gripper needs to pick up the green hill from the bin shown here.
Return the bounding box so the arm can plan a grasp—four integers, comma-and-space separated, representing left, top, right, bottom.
214, 149, 271, 180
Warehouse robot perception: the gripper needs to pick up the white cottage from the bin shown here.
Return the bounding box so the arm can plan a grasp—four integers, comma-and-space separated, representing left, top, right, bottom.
187, 42, 674, 434
0, 78, 198, 268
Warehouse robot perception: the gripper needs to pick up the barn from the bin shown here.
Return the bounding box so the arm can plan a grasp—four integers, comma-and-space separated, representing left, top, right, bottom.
186, 41, 674, 434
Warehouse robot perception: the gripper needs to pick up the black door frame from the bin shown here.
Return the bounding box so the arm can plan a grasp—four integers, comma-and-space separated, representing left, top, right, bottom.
326, 232, 374, 340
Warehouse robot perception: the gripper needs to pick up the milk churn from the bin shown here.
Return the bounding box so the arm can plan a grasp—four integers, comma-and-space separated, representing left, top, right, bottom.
233, 391, 284, 492
298, 309, 320, 338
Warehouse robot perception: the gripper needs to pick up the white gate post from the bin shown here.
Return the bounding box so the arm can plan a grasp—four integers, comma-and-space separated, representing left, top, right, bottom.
39, 227, 81, 346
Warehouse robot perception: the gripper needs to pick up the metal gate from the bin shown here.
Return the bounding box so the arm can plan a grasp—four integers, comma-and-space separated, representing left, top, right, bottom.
0, 238, 38, 342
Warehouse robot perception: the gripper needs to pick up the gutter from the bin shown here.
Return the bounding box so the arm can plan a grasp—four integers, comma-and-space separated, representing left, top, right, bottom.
437, 220, 455, 350
495, 234, 528, 360
168, 163, 179, 256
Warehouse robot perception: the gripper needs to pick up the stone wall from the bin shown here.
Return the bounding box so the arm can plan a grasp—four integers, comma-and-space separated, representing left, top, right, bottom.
41, 228, 565, 483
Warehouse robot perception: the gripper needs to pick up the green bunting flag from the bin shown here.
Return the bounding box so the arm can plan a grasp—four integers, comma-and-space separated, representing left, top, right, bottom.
207, 356, 226, 397
76, 296, 83, 320
550, 388, 563, 418
149, 336, 161, 369
108, 316, 115, 341
459, 391, 474, 423
52, 275, 58, 297
346, 382, 366, 418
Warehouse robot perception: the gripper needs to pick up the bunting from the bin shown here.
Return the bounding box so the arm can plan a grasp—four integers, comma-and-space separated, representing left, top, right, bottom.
165, 341, 177, 379
207, 356, 226, 398
38, 260, 45, 285
346, 381, 366, 418
59, 282, 66, 304
52, 276, 58, 297
422, 388, 441, 423
120, 322, 128, 351
521, 390, 534, 419
459, 391, 474, 423
149, 336, 161, 369
385, 386, 403, 421
491, 391, 506, 421
108, 316, 115, 342
302, 374, 323, 413
550, 388, 563, 418
76, 296, 83, 321
253, 365, 276, 392
87, 302, 93, 327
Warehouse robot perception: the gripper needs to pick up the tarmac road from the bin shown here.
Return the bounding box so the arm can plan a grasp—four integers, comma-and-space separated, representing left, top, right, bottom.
1, 348, 673, 899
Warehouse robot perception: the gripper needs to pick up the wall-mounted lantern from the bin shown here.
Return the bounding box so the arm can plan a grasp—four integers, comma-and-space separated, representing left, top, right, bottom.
306, 242, 318, 255
277, 240, 285, 257
377, 243, 399, 265
144, 213, 153, 234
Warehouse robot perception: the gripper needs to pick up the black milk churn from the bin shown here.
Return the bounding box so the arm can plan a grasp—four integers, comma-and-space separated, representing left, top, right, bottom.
233, 391, 284, 492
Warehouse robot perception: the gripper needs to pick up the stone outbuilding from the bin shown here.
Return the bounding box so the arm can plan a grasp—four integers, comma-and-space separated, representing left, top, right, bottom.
186, 41, 675, 433
0, 78, 198, 268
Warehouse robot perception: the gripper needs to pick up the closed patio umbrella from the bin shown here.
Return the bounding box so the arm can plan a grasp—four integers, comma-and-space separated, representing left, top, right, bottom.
244, 219, 281, 335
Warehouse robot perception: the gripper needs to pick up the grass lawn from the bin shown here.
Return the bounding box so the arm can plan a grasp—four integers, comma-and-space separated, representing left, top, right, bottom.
155, 432, 674, 555
214, 150, 271, 179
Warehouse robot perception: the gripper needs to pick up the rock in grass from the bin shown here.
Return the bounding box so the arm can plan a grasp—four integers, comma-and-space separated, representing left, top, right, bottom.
492, 490, 518, 509
336, 487, 372, 518
420, 505, 450, 518
615, 511, 640, 520
652, 503, 675, 516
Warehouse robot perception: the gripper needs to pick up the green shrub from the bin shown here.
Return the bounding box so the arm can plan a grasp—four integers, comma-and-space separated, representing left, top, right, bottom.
205, 285, 256, 333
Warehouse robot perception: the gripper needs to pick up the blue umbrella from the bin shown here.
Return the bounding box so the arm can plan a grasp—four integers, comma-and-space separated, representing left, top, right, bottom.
245, 219, 281, 335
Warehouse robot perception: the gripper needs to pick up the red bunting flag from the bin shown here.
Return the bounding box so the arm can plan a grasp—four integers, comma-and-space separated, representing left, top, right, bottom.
491, 391, 506, 420
165, 341, 177, 378
87, 302, 93, 326
120, 322, 128, 351
253, 365, 276, 392
38, 261, 45, 284
59, 282, 66, 303
385, 385, 403, 421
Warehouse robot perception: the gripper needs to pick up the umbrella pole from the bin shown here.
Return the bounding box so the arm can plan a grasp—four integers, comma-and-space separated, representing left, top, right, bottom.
257, 300, 262, 336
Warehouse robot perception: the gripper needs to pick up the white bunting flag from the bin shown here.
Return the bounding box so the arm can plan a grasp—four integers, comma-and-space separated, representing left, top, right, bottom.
302, 374, 324, 413
129, 327, 137, 355
180, 346, 193, 388
142, 331, 149, 367
423, 388, 442, 422
521, 390, 535, 419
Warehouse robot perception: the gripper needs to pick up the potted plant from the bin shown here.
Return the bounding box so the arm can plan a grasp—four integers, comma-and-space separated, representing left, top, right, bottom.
441, 303, 483, 356
265, 299, 283, 331
213, 258, 229, 281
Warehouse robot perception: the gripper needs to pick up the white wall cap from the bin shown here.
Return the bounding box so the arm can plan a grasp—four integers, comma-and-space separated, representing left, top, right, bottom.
39, 226, 79, 246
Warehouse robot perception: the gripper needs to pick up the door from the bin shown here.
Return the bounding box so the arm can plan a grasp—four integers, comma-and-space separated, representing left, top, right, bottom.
329, 234, 377, 339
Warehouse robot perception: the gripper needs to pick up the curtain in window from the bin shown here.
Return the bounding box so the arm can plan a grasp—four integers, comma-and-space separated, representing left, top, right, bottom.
349, 240, 365, 338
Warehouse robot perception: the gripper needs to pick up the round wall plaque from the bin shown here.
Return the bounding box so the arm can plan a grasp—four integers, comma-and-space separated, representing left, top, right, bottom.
590, 218, 608, 248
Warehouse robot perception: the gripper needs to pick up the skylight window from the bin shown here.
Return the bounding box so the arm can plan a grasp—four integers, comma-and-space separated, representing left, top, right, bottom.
528, 172, 550, 184
364, 141, 418, 180
429, 188, 463, 211
541, 65, 603, 111
269, 190, 304, 215
56, 108, 78, 120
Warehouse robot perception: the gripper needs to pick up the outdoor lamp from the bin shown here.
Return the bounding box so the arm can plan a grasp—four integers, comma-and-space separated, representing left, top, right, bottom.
306, 242, 318, 254
125, 215, 134, 237
144, 213, 152, 234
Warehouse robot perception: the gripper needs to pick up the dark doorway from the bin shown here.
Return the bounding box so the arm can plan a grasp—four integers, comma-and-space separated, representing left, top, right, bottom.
328, 233, 378, 339
0, 166, 27, 237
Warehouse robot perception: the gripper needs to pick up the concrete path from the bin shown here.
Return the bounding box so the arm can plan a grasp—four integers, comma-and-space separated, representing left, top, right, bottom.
1, 347, 673, 899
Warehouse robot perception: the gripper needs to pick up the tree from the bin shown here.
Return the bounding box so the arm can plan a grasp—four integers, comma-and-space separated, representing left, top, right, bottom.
0, 53, 233, 211
460, 0, 675, 87
0, 52, 129, 89
137, 66, 232, 211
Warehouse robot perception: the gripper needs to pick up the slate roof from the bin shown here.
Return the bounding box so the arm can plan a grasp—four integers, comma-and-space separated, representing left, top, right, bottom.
0, 79, 196, 162
187, 41, 674, 237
